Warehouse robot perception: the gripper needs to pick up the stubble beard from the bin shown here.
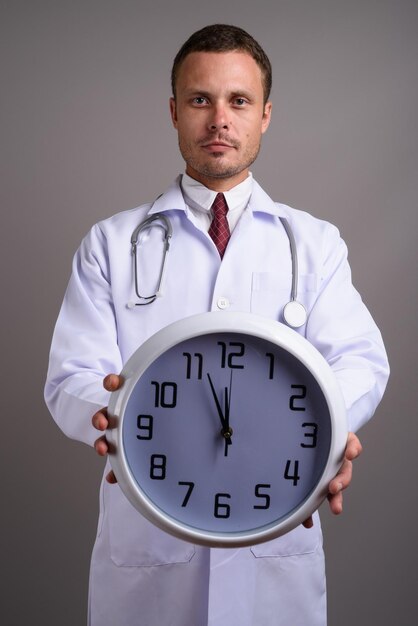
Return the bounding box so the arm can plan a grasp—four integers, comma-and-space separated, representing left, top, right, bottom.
179, 138, 261, 180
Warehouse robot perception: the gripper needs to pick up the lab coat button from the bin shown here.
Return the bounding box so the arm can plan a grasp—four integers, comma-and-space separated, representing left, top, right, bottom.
217, 297, 230, 309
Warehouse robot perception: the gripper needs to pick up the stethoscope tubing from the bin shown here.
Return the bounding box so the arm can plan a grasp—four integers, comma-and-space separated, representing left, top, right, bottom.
129, 212, 307, 328
131, 213, 172, 305
279, 217, 298, 302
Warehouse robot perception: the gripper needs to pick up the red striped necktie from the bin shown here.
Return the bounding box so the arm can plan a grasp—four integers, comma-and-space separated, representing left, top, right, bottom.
208, 193, 230, 258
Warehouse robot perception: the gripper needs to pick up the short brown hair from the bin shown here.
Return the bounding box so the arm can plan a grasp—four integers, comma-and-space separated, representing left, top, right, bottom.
171, 24, 272, 104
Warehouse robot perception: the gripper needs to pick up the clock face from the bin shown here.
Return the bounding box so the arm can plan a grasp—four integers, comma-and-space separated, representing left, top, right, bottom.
109, 314, 346, 547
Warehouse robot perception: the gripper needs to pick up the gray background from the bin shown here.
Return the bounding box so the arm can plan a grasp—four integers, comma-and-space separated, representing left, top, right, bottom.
1, 0, 417, 624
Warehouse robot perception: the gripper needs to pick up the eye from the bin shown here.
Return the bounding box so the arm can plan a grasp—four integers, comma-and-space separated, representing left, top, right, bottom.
192, 96, 208, 106
233, 97, 248, 107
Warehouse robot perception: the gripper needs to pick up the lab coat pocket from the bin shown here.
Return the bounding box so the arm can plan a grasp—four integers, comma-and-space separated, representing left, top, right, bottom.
107, 484, 195, 567
250, 520, 322, 558
250, 272, 318, 320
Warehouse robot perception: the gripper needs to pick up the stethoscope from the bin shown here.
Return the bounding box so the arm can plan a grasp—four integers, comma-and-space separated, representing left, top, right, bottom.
127, 213, 308, 329
129, 213, 173, 307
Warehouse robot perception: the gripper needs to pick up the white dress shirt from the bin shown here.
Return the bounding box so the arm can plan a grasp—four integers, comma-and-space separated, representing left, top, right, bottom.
180, 171, 253, 233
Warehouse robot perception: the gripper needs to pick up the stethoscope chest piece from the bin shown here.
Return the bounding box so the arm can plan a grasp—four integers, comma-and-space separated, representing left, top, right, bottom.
283, 300, 307, 329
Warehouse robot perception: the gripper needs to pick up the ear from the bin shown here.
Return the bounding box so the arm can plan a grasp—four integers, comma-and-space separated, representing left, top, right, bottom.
169, 97, 178, 128
261, 101, 272, 134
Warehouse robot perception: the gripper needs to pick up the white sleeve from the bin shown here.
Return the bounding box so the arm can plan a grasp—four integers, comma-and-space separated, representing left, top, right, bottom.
44, 224, 123, 446
306, 224, 389, 433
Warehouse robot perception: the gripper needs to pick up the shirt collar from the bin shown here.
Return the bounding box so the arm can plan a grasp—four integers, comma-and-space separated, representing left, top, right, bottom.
180, 171, 254, 214
148, 174, 287, 219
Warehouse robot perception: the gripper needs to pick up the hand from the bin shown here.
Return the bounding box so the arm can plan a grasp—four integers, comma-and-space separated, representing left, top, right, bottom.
92, 373, 122, 484
207, 373, 233, 456
223, 382, 233, 456
302, 431, 363, 529
207, 373, 227, 429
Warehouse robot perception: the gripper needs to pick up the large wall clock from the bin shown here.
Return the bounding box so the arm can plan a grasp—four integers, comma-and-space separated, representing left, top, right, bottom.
107, 311, 347, 547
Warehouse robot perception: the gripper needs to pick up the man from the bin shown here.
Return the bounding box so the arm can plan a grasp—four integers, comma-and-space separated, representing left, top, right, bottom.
45, 24, 389, 626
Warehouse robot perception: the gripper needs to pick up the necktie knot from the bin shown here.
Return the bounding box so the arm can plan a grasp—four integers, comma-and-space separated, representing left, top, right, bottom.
209, 193, 230, 258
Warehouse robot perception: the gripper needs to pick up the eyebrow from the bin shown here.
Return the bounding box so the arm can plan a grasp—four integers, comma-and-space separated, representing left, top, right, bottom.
183, 88, 256, 102
184, 89, 212, 98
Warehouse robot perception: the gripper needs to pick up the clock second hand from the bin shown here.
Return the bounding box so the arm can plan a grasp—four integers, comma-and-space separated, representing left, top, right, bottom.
206, 373, 233, 456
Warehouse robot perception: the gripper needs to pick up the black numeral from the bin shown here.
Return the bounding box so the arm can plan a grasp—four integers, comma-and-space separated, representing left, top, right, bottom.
178, 481, 195, 507
136, 415, 153, 440
151, 381, 177, 408
289, 385, 307, 411
265, 353, 275, 379
301, 422, 318, 448
150, 454, 167, 480
284, 460, 300, 486
214, 493, 231, 518
183, 352, 203, 380
217, 341, 245, 369
254, 483, 271, 509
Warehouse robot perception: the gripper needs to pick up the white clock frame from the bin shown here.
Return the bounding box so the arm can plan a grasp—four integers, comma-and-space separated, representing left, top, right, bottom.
107, 311, 347, 547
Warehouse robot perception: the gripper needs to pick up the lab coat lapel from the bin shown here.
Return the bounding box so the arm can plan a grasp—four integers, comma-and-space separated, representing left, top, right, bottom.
247, 180, 287, 219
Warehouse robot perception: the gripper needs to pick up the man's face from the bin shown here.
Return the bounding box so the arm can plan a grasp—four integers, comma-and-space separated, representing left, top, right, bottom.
170, 51, 272, 190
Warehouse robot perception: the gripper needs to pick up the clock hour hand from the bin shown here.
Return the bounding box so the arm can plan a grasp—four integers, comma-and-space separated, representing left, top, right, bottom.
207, 373, 227, 429
207, 373, 233, 456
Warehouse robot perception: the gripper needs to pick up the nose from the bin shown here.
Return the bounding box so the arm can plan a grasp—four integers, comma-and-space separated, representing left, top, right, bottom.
208, 103, 230, 131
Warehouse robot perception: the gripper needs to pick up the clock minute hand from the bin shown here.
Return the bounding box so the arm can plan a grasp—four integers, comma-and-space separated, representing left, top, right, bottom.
223, 371, 233, 454
207, 374, 233, 458
224, 369, 232, 431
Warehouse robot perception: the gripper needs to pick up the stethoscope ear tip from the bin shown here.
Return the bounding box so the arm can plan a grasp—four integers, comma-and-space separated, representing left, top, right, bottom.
283, 300, 307, 329
127, 301, 136, 310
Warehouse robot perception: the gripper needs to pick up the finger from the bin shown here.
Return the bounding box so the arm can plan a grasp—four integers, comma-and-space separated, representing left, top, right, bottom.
329, 458, 353, 494
92, 408, 109, 431
94, 435, 109, 457
327, 488, 344, 515
106, 470, 118, 484
302, 515, 314, 529
345, 432, 363, 461
103, 373, 122, 392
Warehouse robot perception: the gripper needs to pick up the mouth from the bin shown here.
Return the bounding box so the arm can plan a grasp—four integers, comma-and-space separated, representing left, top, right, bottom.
200, 141, 236, 153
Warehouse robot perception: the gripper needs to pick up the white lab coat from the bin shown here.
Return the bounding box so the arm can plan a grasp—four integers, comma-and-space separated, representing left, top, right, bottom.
45, 177, 389, 626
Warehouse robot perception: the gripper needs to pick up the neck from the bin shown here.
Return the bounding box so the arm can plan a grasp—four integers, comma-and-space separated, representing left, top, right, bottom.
185, 167, 249, 192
